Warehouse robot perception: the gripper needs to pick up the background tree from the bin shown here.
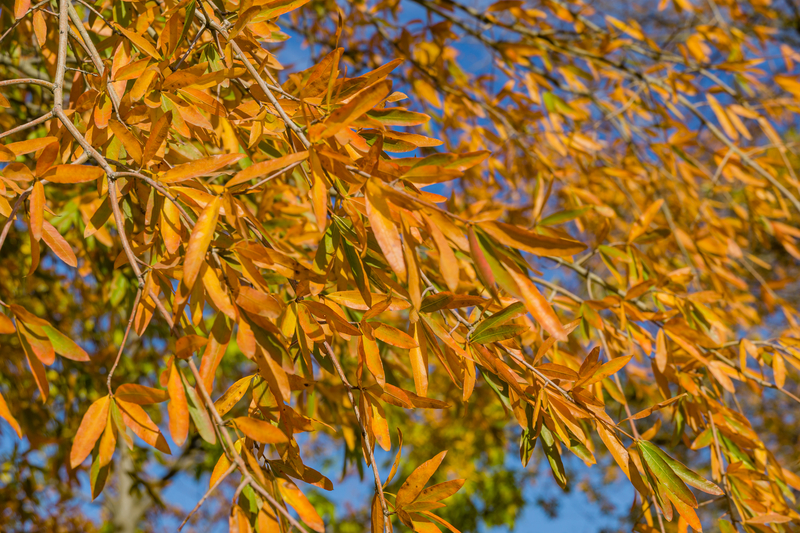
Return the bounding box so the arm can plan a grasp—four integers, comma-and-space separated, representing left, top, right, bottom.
0, 0, 799, 531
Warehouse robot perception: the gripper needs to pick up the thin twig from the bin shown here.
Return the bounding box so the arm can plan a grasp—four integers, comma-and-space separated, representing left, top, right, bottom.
322, 341, 391, 533
107, 289, 143, 396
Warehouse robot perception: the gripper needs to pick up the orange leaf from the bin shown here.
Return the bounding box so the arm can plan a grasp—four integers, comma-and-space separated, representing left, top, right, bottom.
505, 267, 566, 341
278, 479, 325, 532
115, 384, 169, 404
480, 220, 586, 257
14, 0, 31, 19
325, 291, 409, 311
365, 180, 406, 281
41, 165, 105, 184
108, 120, 143, 165
160, 154, 246, 184
183, 195, 221, 290
371, 323, 418, 349
41, 220, 77, 267
232, 416, 289, 444
0, 313, 15, 334
210, 452, 232, 489
70, 395, 110, 469
168, 362, 189, 447
202, 267, 237, 320
424, 213, 459, 292
113, 23, 161, 60
142, 111, 172, 166
396, 451, 447, 508
6, 136, 56, 156
361, 335, 385, 387
236, 286, 283, 319
226, 151, 308, 188
315, 80, 391, 139
18, 326, 48, 400
161, 198, 182, 254
97, 416, 116, 468
117, 399, 171, 453
32, 10, 46, 48
0, 391, 22, 438
214, 375, 252, 416
29, 180, 44, 241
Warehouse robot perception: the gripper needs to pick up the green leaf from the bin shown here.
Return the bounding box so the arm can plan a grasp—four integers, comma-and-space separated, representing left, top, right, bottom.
637, 440, 696, 506
540, 424, 567, 489
470, 324, 527, 344
90, 454, 110, 500
538, 207, 592, 226
642, 439, 723, 495
181, 372, 217, 445
42, 325, 90, 362
478, 367, 512, 411
519, 428, 537, 467
471, 302, 526, 339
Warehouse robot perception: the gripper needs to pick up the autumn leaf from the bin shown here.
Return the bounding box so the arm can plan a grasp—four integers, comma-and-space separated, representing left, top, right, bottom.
226, 151, 308, 188
232, 417, 289, 444
41, 165, 105, 184
278, 479, 325, 532
505, 267, 567, 341
0, 392, 22, 438
183, 195, 221, 290
396, 451, 447, 508
70, 395, 110, 469
365, 180, 406, 282
41, 220, 77, 267
167, 361, 189, 447
6, 136, 57, 156
29, 180, 43, 241
115, 384, 169, 404
160, 154, 246, 184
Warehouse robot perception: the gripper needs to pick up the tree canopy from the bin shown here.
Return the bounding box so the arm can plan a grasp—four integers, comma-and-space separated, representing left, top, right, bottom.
1, 0, 800, 531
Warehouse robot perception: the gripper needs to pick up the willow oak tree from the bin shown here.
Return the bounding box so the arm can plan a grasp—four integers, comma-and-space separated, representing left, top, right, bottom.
1, 0, 800, 530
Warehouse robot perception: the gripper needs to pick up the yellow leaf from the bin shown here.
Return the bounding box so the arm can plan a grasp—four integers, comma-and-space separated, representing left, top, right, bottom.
706, 94, 738, 141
